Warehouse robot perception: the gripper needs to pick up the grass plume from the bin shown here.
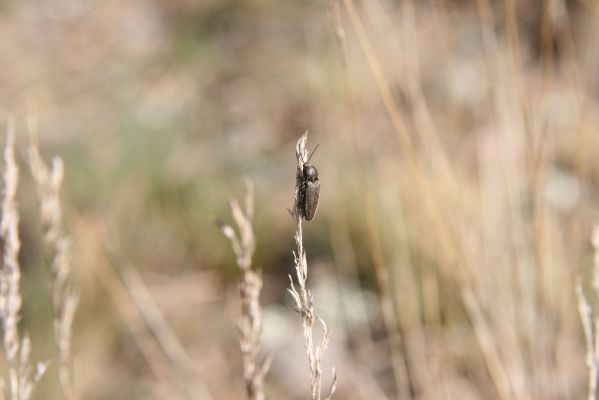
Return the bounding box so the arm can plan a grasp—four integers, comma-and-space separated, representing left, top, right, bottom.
217, 181, 270, 400
0, 122, 48, 400
28, 132, 80, 400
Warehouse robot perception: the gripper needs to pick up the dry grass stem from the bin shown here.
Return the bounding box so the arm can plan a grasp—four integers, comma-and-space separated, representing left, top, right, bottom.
102, 236, 214, 400
328, 5, 414, 396
339, 3, 528, 398
288, 133, 336, 400
28, 134, 79, 400
0, 123, 48, 400
96, 241, 207, 400
217, 181, 270, 400
576, 283, 597, 400
577, 226, 599, 400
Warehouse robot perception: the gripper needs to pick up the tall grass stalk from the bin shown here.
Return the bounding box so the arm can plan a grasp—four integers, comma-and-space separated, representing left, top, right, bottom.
287, 133, 336, 400
329, 3, 415, 397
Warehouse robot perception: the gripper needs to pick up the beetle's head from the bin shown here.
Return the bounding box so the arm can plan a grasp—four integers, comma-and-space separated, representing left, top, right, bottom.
303, 164, 318, 181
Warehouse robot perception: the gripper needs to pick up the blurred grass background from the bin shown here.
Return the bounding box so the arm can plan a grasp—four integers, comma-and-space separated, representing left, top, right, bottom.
1, 0, 599, 398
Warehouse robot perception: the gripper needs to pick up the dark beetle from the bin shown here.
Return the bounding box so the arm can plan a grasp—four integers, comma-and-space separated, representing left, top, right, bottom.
299, 147, 320, 221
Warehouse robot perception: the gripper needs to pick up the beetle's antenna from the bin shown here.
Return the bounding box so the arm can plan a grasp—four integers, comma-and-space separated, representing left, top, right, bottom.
307, 144, 319, 163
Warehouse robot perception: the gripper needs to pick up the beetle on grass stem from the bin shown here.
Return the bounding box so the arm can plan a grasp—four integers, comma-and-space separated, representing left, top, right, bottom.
298, 144, 320, 222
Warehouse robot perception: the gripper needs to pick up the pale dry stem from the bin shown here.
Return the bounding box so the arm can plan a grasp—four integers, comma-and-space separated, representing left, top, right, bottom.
328, 5, 413, 396
577, 282, 597, 400
97, 242, 207, 399
577, 226, 599, 400
217, 181, 269, 400
287, 133, 336, 400
339, 2, 523, 398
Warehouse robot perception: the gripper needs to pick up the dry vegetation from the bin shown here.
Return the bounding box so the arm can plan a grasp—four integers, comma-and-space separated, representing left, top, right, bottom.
0, 0, 599, 399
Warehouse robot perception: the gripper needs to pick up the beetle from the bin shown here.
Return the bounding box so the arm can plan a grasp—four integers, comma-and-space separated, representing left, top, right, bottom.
299, 145, 320, 221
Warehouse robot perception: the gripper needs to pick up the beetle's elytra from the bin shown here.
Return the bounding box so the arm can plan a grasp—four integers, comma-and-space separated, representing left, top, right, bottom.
299, 149, 320, 221
301, 164, 320, 221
